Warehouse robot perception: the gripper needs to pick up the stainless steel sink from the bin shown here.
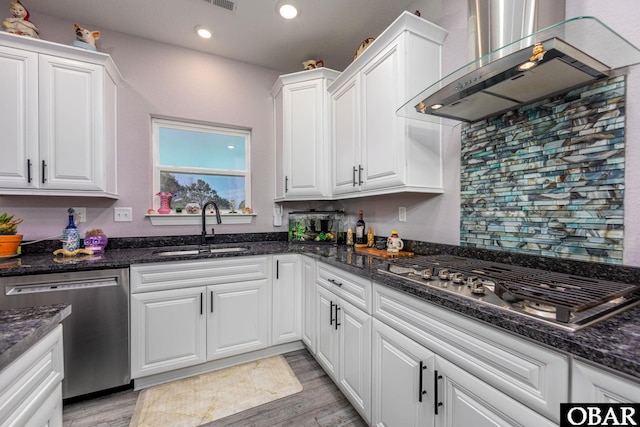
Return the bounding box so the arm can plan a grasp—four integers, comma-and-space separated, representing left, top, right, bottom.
154, 247, 248, 256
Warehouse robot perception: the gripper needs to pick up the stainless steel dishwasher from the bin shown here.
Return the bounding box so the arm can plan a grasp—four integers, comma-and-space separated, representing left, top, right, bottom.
0, 268, 130, 399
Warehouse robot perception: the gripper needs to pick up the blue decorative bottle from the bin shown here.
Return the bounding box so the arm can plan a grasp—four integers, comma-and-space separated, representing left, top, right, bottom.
62, 208, 80, 252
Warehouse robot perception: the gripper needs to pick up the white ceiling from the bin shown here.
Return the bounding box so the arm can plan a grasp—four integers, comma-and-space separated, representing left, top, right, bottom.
23, 0, 419, 73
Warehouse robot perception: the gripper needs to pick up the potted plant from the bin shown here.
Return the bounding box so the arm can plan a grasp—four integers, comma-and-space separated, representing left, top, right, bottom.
0, 212, 23, 256
84, 228, 108, 253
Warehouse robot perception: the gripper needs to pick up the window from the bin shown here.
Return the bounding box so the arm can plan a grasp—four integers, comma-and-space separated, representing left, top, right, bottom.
152, 118, 251, 213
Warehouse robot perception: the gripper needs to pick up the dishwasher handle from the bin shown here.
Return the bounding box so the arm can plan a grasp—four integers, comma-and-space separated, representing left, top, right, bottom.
5, 278, 119, 296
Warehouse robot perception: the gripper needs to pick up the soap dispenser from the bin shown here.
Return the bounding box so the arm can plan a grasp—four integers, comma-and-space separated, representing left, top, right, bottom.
62, 208, 80, 252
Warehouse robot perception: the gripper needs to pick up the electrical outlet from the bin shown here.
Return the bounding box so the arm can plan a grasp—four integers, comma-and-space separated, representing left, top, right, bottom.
73, 207, 87, 223
114, 207, 133, 222
399, 206, 407, 222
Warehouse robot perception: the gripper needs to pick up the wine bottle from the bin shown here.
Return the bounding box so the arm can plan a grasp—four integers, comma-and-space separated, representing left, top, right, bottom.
355, 210, 366, 245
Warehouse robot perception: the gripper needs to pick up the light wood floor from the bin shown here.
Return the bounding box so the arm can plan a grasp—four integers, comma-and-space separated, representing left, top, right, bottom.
63, 349, 367, 427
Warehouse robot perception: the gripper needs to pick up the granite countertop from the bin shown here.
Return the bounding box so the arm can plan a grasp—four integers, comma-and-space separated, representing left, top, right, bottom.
0, 239, 638, 380
0, 304, 71, 372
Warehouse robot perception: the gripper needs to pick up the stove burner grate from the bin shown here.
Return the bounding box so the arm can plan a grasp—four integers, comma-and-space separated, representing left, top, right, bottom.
385, 255, 640, 326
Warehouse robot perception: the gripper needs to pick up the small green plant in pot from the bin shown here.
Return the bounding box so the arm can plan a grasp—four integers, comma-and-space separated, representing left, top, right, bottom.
0, 212, 23, 256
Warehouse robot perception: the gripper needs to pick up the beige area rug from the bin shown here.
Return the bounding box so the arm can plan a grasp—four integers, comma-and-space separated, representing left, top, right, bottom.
129, 355, 303, 426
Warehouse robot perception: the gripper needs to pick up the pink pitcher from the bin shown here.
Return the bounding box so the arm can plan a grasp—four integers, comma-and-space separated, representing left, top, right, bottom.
157, 192, 172, 214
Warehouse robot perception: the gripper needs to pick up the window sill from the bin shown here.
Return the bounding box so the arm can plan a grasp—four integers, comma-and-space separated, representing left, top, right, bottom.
146, 213, 256, 226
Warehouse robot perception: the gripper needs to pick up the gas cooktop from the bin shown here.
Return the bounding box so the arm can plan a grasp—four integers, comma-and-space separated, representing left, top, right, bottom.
378, 255, 640, 331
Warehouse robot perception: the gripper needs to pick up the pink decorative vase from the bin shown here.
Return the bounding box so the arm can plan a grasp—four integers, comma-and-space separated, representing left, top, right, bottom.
157, 192, 172, 214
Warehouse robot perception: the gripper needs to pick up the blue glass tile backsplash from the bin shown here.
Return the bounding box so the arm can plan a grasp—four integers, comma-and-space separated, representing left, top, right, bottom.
460, 76, 625, 264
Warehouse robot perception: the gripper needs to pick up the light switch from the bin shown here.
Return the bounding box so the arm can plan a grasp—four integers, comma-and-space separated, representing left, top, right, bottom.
399, 206, 407, 222
114, 207, 133, 222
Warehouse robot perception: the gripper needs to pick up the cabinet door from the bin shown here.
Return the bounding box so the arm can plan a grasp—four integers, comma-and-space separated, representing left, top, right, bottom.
372, 319, 434, 427
39, 54, 105, 191
282, 79, 327, 198
301, 256, 316, 352
331, 78, 361, 195
207, 279, 269, 360
338, 297, 372, 424
572, 359, 640, 403
435, 357, 556, 427
360, 41, 404, 191
0, 45, 38, 189
20, 383, 62, 427
272, 254, 302, 345
131, 287, 206, 378
316, 284, 339, 379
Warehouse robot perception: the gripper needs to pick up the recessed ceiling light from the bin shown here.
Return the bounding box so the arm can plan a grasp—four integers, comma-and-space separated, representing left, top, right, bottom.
276, 0, 299, 19
195, 26, 213, 39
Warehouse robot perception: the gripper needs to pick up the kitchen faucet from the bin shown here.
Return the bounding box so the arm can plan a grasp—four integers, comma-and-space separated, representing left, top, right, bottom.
201, 201, 222, 246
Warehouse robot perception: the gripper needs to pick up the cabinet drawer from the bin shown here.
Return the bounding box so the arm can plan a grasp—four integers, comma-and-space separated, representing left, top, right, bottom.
0, 325, 64, 426
131, 256, 269, 293
316, 262, 371, 313
572, 358, 640, 403
373, 283, 568, 422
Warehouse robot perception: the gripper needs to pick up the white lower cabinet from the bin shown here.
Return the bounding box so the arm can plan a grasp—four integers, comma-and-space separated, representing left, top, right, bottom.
372, 319, 435, 427
372, 313, 557, 427
301, 256, 317, 352
130, 257, 271, 380
571, 358, 640, 403
271, 254, 302, 346
372, 282, 569, 426
316, 284, 339, 377
207, 280, 269, 360
131, 287, 207, 378
0, 325, 64, 427
434, 356, 557, 427
315, 271, 372, 424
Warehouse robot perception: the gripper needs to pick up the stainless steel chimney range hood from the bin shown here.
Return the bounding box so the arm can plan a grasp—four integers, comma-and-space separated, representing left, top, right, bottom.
398, 16, 640, 124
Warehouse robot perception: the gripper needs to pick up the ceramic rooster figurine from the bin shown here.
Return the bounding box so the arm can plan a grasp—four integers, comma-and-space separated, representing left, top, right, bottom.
2, 1, 39, 38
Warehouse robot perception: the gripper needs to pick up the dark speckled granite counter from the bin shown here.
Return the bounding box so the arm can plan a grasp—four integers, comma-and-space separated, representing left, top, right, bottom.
0, 304, 71, 371
0, 236, 638, 381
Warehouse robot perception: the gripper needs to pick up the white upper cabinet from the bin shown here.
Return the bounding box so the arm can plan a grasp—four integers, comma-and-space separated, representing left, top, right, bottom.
329, 12, 447, 198
273, 68, 340, 200
0, 32, 121, 198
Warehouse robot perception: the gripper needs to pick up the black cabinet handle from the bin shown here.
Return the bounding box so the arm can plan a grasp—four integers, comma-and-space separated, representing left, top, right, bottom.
434, 370, 443, 414
210, 291, 213, 313
418, 361, 427, 402
276, 260, 279, 279
328, 278, 343, 287
358, 164, 363, 185
27, 159, 32, 183
330, 301, 335, 325
352, 166, 357, 186
335, 305, 341, 330
41, 160, 47, 183
200, 293, 203, 315
285, 176, 288, 193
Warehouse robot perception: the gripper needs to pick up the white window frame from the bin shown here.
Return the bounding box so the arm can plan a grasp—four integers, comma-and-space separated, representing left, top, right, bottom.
151, 117, 252, 214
